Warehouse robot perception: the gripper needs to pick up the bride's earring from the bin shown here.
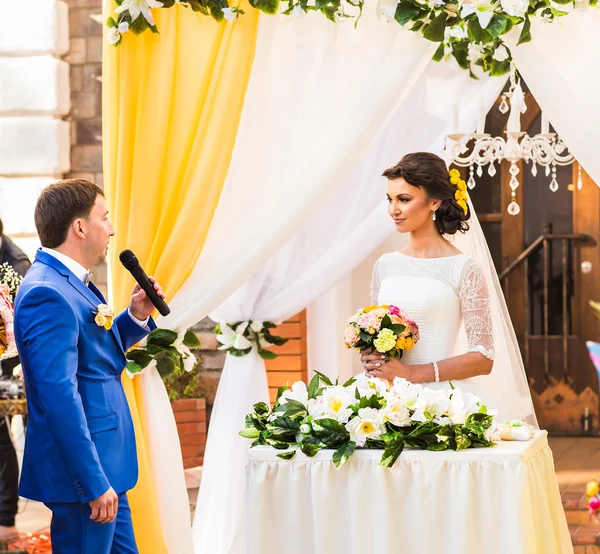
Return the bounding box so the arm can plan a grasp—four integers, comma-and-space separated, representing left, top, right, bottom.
432, 211, 437, 221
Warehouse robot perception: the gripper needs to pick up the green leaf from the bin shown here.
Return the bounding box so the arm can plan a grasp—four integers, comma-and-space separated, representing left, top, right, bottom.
263, 328, 288, 346
147, 328, 179, 347
313, 371, 333, 386
125, 361, 142, 374
273, 399, 307, 419
423, 12, 448, 42
276, 450, 297, 460
253, 402, 270, 416
239, 427, 260, 439
342, 376, 357, 388
486, 14, 509, 38
156, 356, 176, 378
275, 386, 288, 403
467, 17, 491, 43
394, 1, 425, 26
465, 420, 485, 436
312, 418, 350, 447
300, 439, 322, 457
308, 374, 320, 400
389, 324, 406, 334
517, 16, 532, 45
257, 348, 278, 360
410, 20, 424, 32
183, 330, 201, 349
454, 428, 472, 450
207, 0, 228, 20
381, 315, 392, 328
360, 331, 373, 342
333, 441, 356, 468
127, 349, 154, 368
490, 58, 511, 77
268, 417, 300, 442
249, 0, 281, 13
106, 16, 118, 28
251, 414, 267, 432
380, 434, 405, 467
427, 442, 449, 451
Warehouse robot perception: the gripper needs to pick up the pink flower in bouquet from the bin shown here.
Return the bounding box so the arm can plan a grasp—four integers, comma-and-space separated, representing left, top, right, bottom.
589, 496, 600, 515
358, 312, 381, 334
344, 325, 360, 348
389, 305, 400, 316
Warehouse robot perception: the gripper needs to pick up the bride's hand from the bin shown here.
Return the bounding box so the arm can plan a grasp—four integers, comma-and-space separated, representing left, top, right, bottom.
366, 356, 412, 381
360, 349, 387, 373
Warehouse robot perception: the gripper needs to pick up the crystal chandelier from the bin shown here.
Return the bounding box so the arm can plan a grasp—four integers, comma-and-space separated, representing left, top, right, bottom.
444, 70, 576, 216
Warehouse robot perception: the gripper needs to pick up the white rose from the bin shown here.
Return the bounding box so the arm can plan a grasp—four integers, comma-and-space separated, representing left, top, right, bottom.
279, 381, 309, 408
107, 27, 121, 45
118, 21, 130, 34
380, 397, 412, 427
300, 424, 311, 434
250, 321, 264, 333
492, 44, 509, 62
500, 0, 529, 18
345, 408, 386, 447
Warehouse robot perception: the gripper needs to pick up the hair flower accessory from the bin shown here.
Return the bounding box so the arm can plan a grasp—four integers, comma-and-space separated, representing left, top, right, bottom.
449, 169, 469, 215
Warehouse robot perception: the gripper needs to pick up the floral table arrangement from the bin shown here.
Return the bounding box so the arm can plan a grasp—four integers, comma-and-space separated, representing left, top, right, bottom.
240, 372, 498, 468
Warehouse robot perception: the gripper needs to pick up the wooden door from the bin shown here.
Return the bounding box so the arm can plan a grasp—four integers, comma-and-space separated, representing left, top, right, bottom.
468, 83, 600, 434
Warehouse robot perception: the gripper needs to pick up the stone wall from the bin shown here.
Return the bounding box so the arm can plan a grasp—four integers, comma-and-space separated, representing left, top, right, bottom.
0, 1, 70, 261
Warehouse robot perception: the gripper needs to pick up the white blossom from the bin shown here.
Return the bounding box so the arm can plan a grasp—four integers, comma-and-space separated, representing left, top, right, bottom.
346, 408, 386, 447
500, 0, 529, 17
492, 44, 510, 62
222, 7, 238, 22
115, 0, 164, 27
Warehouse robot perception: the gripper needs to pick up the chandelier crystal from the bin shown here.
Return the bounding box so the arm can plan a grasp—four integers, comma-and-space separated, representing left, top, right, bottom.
444, 69, 575, 216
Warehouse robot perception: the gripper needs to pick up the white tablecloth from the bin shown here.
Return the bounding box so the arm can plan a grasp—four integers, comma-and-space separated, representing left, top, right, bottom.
245, 431, 572, 554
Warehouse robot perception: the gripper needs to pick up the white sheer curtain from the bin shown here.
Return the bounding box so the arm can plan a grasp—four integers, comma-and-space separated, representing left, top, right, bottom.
506, 8, 600, 184
163, 11, 435, 330
184, 63, 506, 554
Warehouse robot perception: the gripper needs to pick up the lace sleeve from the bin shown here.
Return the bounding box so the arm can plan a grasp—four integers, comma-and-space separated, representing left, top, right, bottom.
370, 258, 381, 305
458, 259, 494, 360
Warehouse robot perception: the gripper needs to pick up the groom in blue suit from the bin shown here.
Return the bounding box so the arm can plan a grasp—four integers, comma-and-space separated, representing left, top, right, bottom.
14, 179, 165, 553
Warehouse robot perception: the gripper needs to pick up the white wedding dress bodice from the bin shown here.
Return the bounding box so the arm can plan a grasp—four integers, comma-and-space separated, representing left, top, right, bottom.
371, 251, 496, 394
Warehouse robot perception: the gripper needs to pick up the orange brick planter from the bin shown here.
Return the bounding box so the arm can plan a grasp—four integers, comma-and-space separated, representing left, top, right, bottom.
172, 398, 207, 469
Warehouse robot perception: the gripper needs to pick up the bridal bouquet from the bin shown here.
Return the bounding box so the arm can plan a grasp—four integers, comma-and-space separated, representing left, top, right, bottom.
0, 263, 23, 360
344, 304, 419, 359
240, 372, 498, 468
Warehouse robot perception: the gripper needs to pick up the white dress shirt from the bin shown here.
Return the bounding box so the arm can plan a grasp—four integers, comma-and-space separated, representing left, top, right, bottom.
41, 247, 149, 329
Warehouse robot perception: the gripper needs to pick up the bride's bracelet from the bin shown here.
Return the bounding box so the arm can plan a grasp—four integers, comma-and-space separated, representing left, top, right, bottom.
432, 361, 440, 383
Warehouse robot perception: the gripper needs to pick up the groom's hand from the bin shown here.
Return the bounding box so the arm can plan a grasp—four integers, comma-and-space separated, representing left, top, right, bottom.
129, 276, 166, 321
89, 487, 118, 524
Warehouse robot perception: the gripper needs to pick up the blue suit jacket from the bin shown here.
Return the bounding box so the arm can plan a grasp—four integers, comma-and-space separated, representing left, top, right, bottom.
14, 250, 156, 504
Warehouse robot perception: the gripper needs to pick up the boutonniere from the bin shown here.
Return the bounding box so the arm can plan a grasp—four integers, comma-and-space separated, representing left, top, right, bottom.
94, 304, 114, 330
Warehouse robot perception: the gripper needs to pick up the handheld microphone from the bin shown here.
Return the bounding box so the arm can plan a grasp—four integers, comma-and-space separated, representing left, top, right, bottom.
119, 249, 171, 317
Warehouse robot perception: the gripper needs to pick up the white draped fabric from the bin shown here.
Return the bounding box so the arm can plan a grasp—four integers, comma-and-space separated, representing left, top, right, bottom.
246, 432, 572, 554
163, 11, 436, 331
506, 9, 600, 184
129, 8, 600, 554
188, 65, 506, 554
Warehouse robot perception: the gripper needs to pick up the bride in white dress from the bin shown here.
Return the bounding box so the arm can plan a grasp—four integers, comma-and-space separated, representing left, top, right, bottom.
362, 152, 536, 424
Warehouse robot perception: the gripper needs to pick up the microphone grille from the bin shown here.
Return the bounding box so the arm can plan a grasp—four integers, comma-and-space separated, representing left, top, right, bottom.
119, 249, 137, 269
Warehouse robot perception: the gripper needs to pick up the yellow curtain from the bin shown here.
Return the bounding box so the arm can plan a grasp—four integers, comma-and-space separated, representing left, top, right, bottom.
102, 3, 259, 551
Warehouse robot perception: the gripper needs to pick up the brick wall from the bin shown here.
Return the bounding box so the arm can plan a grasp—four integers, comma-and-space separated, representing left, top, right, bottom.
172, 398, 207, 469
64, 0, 107, 292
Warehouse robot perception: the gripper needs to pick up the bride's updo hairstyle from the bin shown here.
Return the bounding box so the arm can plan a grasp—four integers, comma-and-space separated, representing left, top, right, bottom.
382, 152, 470, 235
